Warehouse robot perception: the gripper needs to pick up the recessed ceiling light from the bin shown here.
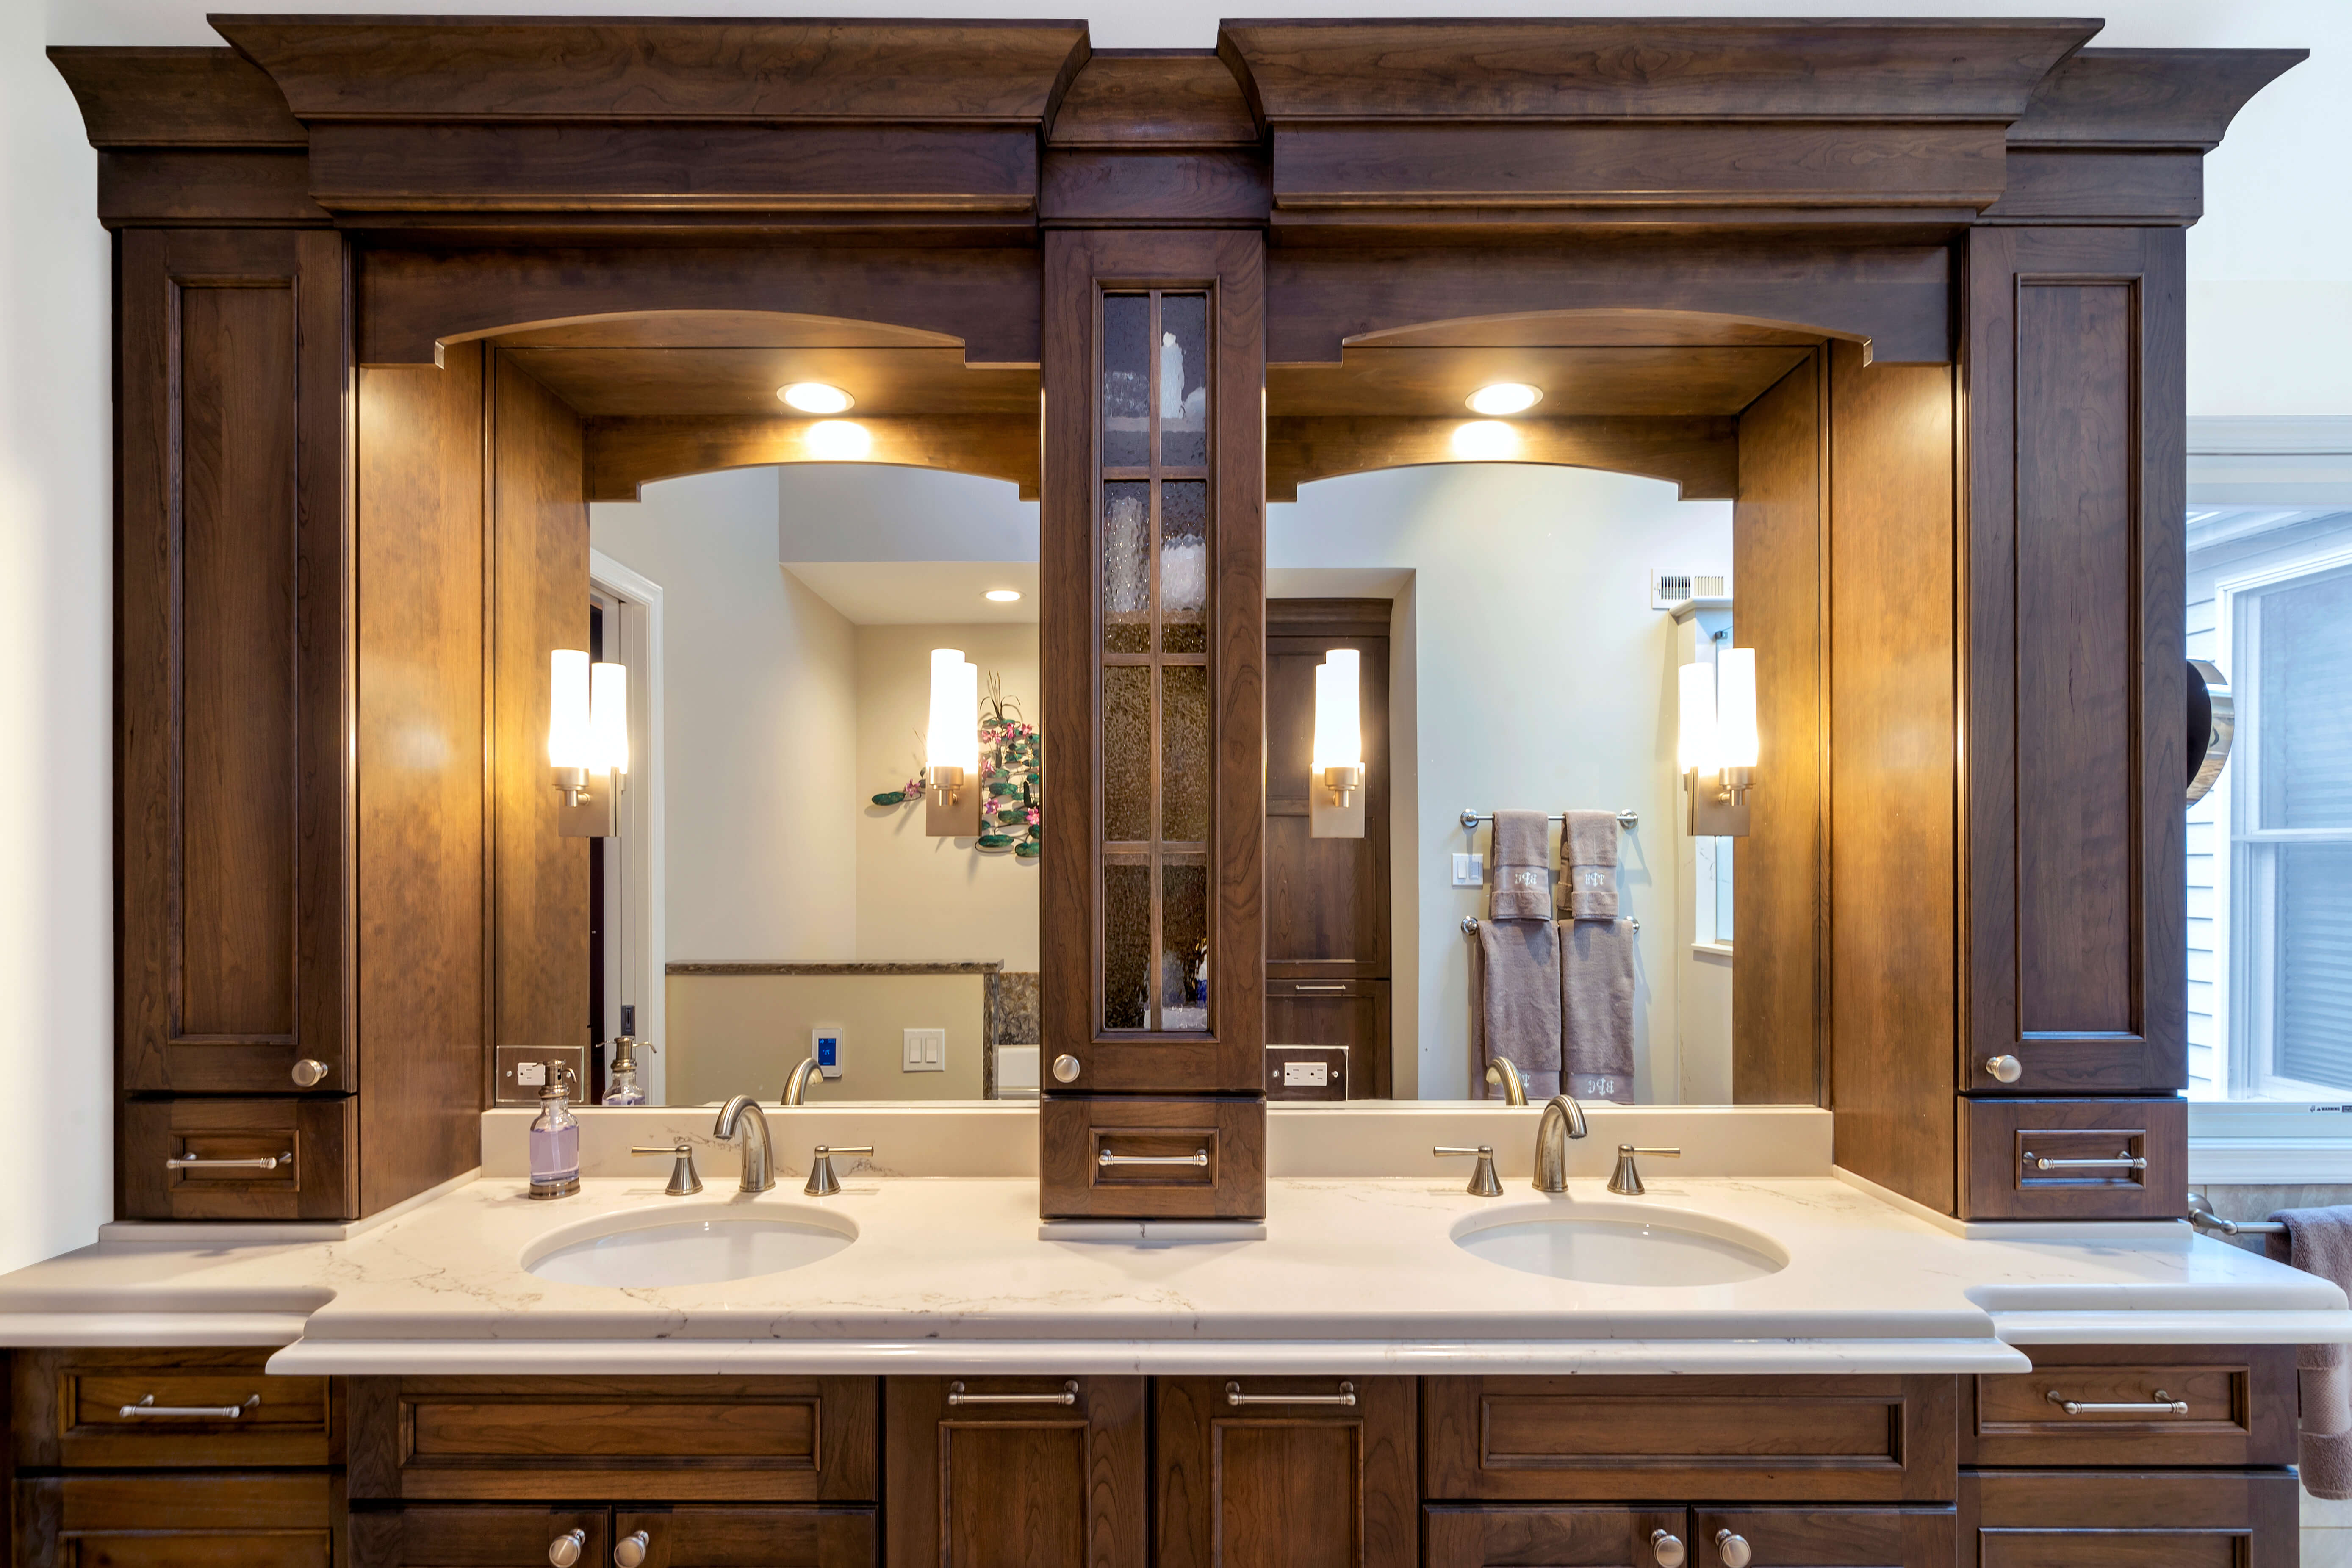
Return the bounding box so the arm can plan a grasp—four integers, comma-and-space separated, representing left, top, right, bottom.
779, 382, 855, 414
1450, 420, 1521, 460
1465, 382, 1543, 416
984, 589, 1023, 603
804, 419, 871, 461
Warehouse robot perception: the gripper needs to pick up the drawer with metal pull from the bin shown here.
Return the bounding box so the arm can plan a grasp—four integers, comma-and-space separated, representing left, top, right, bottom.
1039, 1095, 1266, 1219
1961, 1344, 2294, 1467
346, 1504, 875, 1568
11, 1346, 336, 1468
1958, 1096, 2185, 1220
121, 1094, 355, 1219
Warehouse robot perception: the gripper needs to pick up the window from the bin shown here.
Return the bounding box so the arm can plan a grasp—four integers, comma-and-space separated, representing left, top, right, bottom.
2187, 507, 2352, 1102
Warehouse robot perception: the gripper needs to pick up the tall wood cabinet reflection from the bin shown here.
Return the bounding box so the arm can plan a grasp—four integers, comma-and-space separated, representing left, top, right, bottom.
1266, 600, 1392, 1099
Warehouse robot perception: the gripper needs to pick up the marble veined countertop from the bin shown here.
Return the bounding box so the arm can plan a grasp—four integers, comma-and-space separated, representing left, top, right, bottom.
1, 1174, 2345, 1376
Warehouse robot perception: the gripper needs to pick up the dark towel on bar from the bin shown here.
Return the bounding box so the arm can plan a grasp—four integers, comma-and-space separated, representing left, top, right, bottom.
1474, 918, 1561, 1099
1488, 809, 1554, 921
1562, 809, 1619, 920
2266, 1207, 2352, 1498
1560, 917, 1635, 1103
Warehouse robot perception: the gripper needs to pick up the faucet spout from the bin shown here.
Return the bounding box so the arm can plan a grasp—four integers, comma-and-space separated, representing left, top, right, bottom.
783, 1057, 824, 1106
714, 1094, 776, 1193
1532, 1093, 1590, 1194
1485, 1056, 1529, 1106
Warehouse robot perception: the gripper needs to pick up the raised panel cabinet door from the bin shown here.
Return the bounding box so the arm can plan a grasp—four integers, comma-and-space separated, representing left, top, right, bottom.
882, 1375, 1147, 1568
1961, 1471, 2298, 1568
15, 1472, 336, 1568
1155, 1376, 1415, 1568
1962, 225, 2186, 1097
1694, 1508, 1956, 1568
349, 1504, 609, 1568
118, 227, 353, 1097
1425, 1506, 1693, 1568
611, 1506, 878, 1567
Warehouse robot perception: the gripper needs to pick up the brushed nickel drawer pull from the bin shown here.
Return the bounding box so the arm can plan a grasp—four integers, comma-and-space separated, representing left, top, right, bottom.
612, 1529, 650, 1568
165, 1151, 292, 1171
1715, 1530, 1752, 1568
2025, 1150, 2147, 1171
2047, 1388, 2188, 1416
1226, 1381, 1355, 1407
1098, 1149, 1208, 1167
948, 1380, 1078, 1406
119, 1393, 258, 1420
1651, 1530, 1687, 1568
548, 1529, 587, 1568
1292, 983, 1349, 993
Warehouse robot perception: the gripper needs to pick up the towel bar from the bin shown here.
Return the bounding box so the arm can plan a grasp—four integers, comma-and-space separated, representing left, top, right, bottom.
1463, 915, 1638, 934
1462, 809, 1637, 832
2186, 1191, 2287, 1236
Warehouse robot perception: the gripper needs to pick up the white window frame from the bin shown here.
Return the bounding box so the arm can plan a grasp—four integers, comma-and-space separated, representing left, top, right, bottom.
2183, 416, 2352, 1183
589, 550, 667, 1104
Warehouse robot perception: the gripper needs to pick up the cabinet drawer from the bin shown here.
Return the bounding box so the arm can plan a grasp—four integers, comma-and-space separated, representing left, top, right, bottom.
121, 1095, 355, 1220
15, 1472, 335, 1568
1425, 1377, 1957, 1502
1040, 1096, 1266, 1221
349, 1376, 879, 1502
1695, 1508, 1955, 1568
1962, 1344, 2294, 1468
352, 1505, 609, 1568
1959, 1097, 2185, 1221
1960, 1471, 2298, 1568
11, 1346, 336, 1469
615, 1505, 877, 1567
1425, 1505, 1687, 1568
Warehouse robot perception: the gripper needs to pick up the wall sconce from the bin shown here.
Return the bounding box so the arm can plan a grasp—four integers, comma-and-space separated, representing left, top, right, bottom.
1679, 648, 1755, 838
926, 648, 980, 837
1310, 648, 1366, 839
550, 649, 627, 838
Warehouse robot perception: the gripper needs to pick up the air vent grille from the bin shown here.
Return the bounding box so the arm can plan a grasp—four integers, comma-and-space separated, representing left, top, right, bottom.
1651, 571, 1730, 610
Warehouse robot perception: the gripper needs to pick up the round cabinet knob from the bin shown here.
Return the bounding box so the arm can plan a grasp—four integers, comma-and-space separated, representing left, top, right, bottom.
291, 1058, 330, 1087
1052, 1053, 1081, 1084
547, 1530, 586, 1568
613, 1530, 650, 1568
1984, 1054, 2024, 1085
1716, 1530, 1753, 1568
1652, 1529, 1687, 1568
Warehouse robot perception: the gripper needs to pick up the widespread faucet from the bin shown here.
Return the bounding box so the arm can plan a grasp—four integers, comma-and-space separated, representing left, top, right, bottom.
783, 1056, 825, 1106
1485, 1056, 1529, 1106
713, 1094, 776, 1193
1531, 1093, 1590, 1193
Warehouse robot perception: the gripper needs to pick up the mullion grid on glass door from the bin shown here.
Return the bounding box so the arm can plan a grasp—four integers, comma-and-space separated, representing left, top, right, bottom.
1101, 288, 1211, 1036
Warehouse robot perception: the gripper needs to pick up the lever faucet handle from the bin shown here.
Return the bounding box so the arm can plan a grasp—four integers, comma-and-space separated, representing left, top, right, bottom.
1607, 1144, 1682, 1197
804, 1144, 874, 1198
630, 1141, 703, 1197
1434, 1145, 1504, 1197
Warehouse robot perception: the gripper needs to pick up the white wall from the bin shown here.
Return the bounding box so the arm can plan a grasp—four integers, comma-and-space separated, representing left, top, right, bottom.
1272, 464, 1735, 1102
592, 468, 860, 961
10, 0, 2349, 1265
853, 622, 1042, 969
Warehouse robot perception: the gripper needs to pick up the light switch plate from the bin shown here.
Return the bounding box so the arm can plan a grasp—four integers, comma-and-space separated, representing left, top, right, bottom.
903, 1027, 946, 1072
1452, 852, 1484, 888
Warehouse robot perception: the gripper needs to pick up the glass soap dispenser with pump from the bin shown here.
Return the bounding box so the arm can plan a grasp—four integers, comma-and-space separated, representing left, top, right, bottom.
528, 1064, 582, 1199
603, 1003, 648, 1106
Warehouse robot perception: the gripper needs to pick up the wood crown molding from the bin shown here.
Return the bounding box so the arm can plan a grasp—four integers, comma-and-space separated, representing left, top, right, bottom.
49, 47, 304, 147
2007, 47, 2308, 149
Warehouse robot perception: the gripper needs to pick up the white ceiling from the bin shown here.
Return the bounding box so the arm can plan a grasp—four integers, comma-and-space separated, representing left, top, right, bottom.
784, 561, 1040, 625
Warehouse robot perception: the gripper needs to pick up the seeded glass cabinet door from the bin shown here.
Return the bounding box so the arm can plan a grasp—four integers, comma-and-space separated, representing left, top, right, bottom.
1039, 230, 1267, 1221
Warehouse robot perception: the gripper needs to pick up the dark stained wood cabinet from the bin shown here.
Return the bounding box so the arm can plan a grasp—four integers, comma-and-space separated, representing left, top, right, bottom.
1155, 1376, 1415, 1568
1427, 1505, 1692, 1568
882, 1375, 1147, 1568
14, 1472, 339, 1568
1960, 1344, 2296, 1471
10, 1347, 338, 1471
1960, 1471, 2299, 1568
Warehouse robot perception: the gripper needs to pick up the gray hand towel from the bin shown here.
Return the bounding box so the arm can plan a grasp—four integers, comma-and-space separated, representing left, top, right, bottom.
2266, 1207, 2352, 1498
1488, 809, 1554, 921
1563, 809, 1619, 920
1474, 918, 1561, 1098
1560, 916, 1635, 1103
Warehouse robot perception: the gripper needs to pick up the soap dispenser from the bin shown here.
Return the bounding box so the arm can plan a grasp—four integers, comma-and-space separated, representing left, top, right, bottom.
528, 1064, 582, 1199
603, 1004, 648, 1106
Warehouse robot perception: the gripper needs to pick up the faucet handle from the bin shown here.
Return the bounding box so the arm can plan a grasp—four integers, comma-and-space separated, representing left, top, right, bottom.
1608, 1144, 1681, 1197
805, 1144, 874, 1198
630, 1141, 703, 1197
1434, 1145, 1504, 1197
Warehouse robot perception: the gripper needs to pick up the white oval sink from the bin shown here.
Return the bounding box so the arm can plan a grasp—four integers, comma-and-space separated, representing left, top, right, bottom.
525, 1203, 857, 1288
1452, 1203, 1787, 1287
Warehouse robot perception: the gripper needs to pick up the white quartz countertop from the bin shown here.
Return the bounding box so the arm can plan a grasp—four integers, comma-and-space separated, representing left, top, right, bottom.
2, 1171, 2346, 1375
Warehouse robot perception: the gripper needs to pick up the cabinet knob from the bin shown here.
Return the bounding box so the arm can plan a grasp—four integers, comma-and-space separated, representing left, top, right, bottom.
1052, 1053, 1081, 1084
613, 1530, 650, 1568
1716, 1530, 1752, 1568
547, 1530, 586, 1568
1652, 1529, 1687, 1568
291, 1058, 330, 1087
1984, 1054, 2023, 1084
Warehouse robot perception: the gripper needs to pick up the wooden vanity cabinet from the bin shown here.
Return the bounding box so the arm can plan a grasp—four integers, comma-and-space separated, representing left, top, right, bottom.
1155, 1376, 1416, 1568
1960, 1471, 2299, 1568
15, 1471, 341, 1568
347, 1503, 878, 1568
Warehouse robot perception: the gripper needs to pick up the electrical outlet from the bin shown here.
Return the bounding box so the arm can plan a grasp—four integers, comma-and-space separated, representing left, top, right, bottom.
1452, 852, 1484, 888
1283, 1061, 1329, 1087
515, 1059, 547, 1087
903, 1027, 946, 1072
812, 1025, 843, 1079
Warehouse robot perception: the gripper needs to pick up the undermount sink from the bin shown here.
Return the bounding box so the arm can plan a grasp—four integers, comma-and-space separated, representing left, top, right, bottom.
1452, 1202, 1787, 1287
525, 1202, 857, 1288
